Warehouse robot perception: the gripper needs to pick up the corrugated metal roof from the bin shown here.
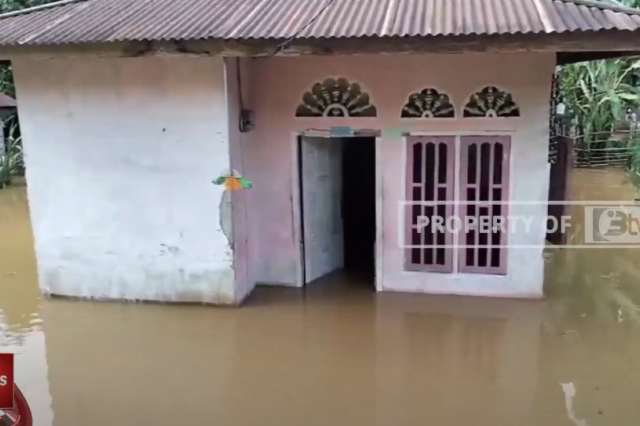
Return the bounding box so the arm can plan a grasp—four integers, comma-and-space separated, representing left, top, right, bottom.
0, 0, 639, 46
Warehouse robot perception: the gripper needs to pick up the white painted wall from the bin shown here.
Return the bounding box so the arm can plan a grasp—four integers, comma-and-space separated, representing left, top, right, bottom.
13, 56, 241, 304
245, 53, 555, 298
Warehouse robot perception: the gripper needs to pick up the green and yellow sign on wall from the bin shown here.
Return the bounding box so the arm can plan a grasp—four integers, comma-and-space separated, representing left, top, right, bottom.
213, 170, 252, 191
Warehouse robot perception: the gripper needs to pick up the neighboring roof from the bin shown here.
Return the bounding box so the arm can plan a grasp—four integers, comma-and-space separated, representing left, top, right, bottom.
0, 0, 639, 47
0, 93, 16, 108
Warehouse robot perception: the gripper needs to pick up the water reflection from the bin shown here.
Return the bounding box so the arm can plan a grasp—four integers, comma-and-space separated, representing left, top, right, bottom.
374, 294, 542, 426
0, 186, 52, 425
1, 170, 640, 425
0, 186, 40, 342
538, 168, 640, 426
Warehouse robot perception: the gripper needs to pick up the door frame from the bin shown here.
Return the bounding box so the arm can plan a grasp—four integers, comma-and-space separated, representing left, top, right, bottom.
547, 135, 573, 245
291, 129, 382, 289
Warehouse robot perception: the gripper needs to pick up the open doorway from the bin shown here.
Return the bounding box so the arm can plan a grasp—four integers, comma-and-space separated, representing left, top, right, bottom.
297, 135, 377, 289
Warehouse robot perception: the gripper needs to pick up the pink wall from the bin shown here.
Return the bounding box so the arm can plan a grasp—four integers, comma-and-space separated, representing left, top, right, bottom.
241, 53, 555, 297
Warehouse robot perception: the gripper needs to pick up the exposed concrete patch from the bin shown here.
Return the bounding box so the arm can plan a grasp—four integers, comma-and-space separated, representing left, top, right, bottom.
219, 189, 233, 249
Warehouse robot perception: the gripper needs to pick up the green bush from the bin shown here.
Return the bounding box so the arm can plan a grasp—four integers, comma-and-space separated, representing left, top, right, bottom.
0, 119, 23, 188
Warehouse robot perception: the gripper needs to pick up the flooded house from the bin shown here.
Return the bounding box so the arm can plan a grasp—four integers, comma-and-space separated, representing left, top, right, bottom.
0, 0, 639, 306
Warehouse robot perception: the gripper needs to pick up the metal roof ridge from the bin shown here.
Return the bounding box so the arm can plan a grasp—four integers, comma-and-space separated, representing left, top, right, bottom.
382, 0, 401, 36
533, 0, 556, 32
224, 0, 279, 39
557, 0, 640, 16
0, 0, 88, 20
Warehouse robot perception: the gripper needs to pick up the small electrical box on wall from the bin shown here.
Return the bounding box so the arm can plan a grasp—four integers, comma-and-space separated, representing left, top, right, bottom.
239, 109, 255, 133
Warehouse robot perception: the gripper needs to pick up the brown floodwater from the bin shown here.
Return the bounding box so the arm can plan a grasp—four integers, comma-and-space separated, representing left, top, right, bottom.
1, 168, 640, 426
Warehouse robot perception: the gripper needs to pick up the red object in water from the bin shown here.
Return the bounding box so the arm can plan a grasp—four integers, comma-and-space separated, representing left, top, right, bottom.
0, 386, 32, 426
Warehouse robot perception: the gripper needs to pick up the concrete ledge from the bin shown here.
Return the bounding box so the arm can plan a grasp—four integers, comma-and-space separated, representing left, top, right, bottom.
41, 290, 243, 307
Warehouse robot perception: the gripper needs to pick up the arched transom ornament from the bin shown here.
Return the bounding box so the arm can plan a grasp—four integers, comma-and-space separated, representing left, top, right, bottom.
463, 86, 520, 118
295, 77, 377, 118
401, 88, 455, 118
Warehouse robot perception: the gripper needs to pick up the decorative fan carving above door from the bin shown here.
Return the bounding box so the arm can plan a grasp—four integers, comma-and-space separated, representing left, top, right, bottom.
401, 88, 455, 118
295, 78, 377, 117
463, 86, 520, 118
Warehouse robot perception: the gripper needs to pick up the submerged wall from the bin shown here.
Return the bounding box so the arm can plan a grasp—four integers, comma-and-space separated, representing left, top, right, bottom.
242, 53, 555, 298
13, 56, 240, 304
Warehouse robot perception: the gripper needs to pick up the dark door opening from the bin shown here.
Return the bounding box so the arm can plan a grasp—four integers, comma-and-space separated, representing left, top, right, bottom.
297, 136, 377, 289
342, 137, 376, 284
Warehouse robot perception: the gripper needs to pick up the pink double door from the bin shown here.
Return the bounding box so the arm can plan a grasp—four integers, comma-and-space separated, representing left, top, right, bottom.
406, 135, 511, 275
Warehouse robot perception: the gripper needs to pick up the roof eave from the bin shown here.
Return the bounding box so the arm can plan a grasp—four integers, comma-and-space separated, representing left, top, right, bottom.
2, 30, 640, 59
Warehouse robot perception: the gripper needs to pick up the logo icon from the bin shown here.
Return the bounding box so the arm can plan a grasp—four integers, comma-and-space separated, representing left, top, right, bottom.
585, 206, 640, 244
